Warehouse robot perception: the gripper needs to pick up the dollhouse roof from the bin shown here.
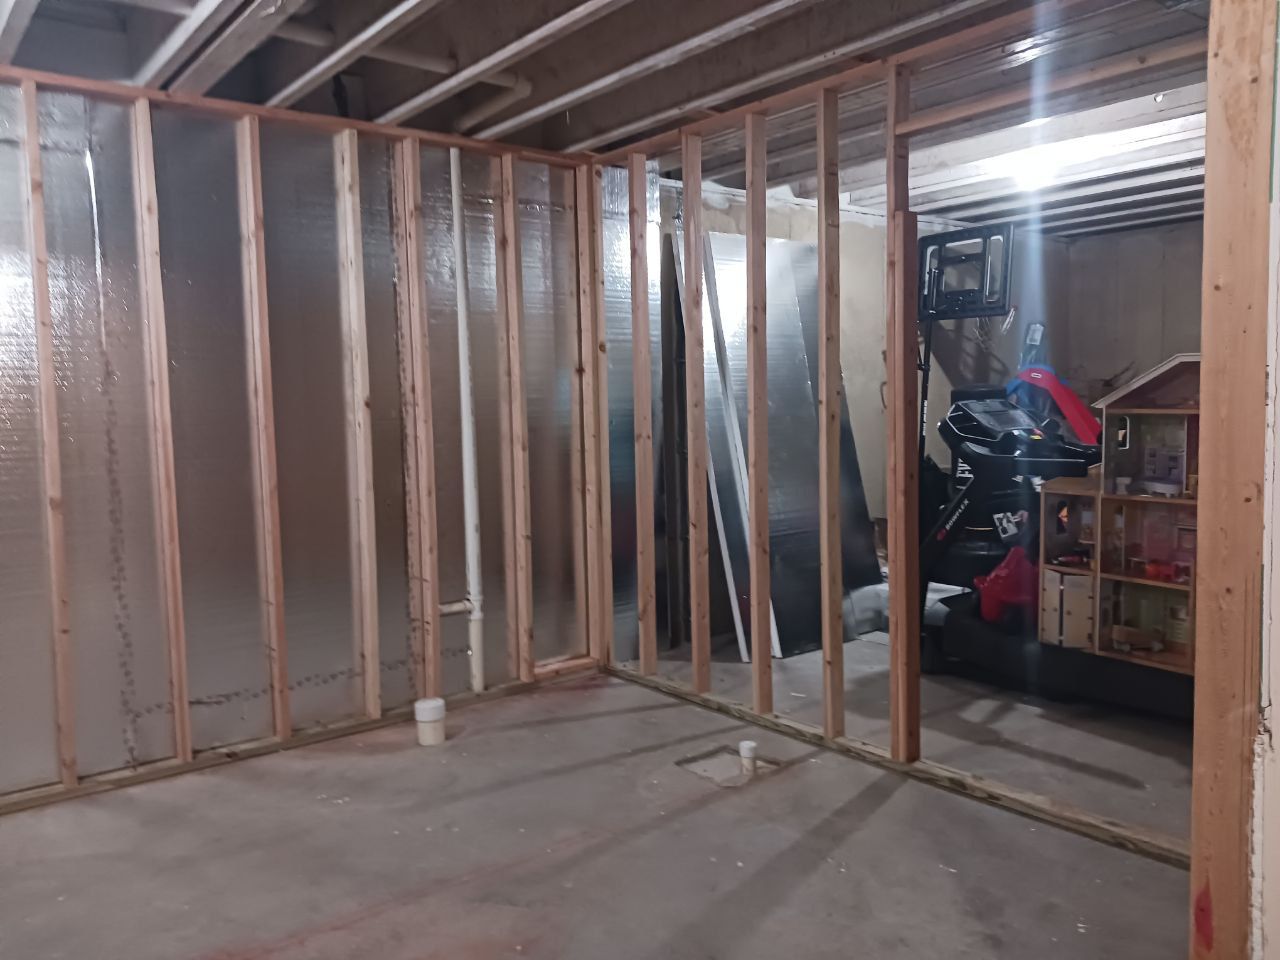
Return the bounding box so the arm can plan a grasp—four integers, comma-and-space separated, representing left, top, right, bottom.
1093, 353, 1201, 410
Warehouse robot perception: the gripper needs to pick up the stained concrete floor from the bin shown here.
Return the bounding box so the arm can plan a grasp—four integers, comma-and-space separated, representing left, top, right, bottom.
0, 675, 1187, 960
648, 634, 1192, 838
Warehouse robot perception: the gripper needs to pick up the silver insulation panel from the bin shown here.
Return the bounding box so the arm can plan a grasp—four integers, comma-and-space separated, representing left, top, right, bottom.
358, 136, 416, 710
419, 148, 512, 693
599, 165, 663, 663
0, 84, 60, 792
259, 122, 361, 728
516, 163, 583, 663
40, 91, 174, 773
153, 106, 273, 749
0, 90, 587, 791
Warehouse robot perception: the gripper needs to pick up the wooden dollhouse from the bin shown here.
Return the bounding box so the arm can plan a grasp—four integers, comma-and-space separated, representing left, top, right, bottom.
1038, 354, 1199, 675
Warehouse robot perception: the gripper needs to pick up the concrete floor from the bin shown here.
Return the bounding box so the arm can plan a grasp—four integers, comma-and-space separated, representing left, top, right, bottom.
648, 634, 1192, 838
1, 674, 1187, 959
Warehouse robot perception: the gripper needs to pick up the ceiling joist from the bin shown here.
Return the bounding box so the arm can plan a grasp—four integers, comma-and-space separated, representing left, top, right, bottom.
377, 0, 639, 126
168, 0, 311, 94
132, 0, 242, 87
265, 0, 453, 107
470, 0, 823, 139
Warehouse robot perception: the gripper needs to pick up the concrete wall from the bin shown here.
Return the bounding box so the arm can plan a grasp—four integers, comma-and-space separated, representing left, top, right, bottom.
1062, 219, 1204, 402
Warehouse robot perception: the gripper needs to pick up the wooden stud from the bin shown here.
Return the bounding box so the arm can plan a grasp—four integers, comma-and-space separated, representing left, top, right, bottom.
888, 209, 921, 765
499, 153, 534, 683
532, 654, 599, 682
885, 62, 921, 764
744, 112, 771, 715
130, 98, 192, 763
628, 153, 658, 676
592, 165, 615, 666
816, 86, 844, 739
682, 131, 710, 694
492, 156, 520, 680
575, 164, 606, 667
391, 137, 438, 699
20, 79, 75, 788
235, 115, 290, 740
334, 130, 380, 720
391, 139, 424, 697
565, 167, 590, 664
1189, 0, 1273, 955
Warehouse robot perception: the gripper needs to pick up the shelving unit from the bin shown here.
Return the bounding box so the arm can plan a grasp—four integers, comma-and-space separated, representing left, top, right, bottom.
1038, 355, 1200, 676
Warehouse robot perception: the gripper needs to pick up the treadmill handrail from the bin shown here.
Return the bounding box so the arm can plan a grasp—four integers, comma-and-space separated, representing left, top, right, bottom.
956, 440, 1091, 478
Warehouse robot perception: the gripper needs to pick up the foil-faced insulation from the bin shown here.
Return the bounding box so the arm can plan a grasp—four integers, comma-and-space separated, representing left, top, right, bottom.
259, 122, 360, 728
153, 106, 273, 749
0, 84, 60, 793
418, 148, 515, 694
357, 135, 415, 710
516, 162, 582, 663
599, 163, 664, 664
40, 91, 174, 774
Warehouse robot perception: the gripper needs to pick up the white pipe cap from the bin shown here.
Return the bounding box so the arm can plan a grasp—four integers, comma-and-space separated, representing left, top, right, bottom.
414, 697, 446, 722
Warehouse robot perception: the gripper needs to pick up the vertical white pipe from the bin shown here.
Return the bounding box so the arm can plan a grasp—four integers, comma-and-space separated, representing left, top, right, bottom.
451, 147, 486, 692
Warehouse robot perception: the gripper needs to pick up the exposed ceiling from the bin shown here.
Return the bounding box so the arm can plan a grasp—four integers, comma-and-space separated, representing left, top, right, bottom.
3, 0, 1209, 237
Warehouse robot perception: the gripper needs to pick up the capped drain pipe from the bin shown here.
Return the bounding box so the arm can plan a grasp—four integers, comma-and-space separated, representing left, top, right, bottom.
739, 740, 758, 778
450, 146, 486, 694
415, 697, 446, 746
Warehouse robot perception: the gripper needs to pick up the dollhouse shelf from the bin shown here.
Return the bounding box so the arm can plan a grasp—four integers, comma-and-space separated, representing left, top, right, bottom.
1105, 407, 1199, 416
1045, 562, 1092, 575
1095, 647, 1194, 676
1101, 493, 1197, 506
1038, 354, 1200, 678
1099, 572, 1191, 592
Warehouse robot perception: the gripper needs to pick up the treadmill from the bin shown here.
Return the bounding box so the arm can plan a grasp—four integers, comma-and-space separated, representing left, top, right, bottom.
920, 393, 1099, 590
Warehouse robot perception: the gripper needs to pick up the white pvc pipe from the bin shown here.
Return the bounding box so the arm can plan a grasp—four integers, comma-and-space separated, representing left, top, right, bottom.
739, 740, 758, 778
450, 147, 486, 694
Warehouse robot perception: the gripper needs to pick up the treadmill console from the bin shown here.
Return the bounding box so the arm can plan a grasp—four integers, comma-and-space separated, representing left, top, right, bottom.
958, 398, 1040, 436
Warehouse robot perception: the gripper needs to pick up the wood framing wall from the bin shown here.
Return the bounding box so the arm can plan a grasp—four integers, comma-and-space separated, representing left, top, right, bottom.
0, 64, 599, 815
593, 1, 1234, 939
6, 9, 1274, 951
